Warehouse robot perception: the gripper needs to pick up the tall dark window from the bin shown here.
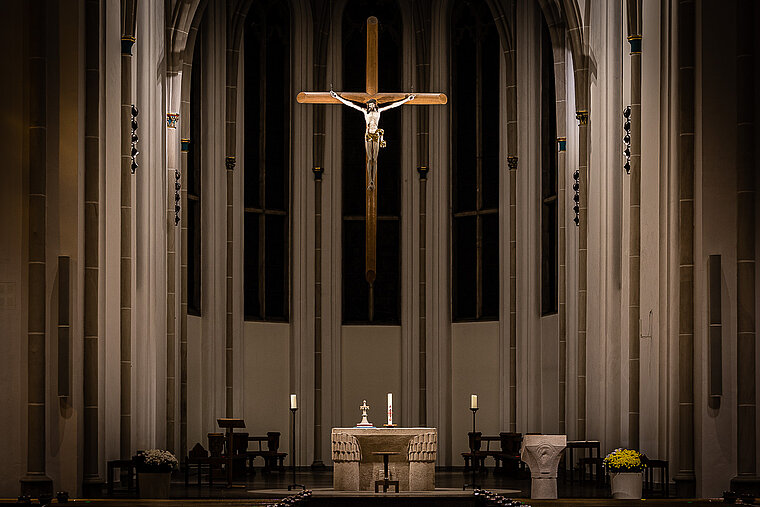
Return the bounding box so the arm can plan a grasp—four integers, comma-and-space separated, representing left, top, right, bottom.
540, 16, 558, 315
451, 1, 500, 321
243, 0, 290, 321
341, 1, 402, 324
187, 23, 203, 316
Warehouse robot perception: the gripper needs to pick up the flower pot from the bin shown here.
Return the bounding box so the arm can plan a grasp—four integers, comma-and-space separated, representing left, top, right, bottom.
610, 471, 643, 499
138, 472, 171, 498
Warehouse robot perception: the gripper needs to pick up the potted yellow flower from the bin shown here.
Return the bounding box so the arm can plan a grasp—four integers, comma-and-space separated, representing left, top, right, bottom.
135, 449, 178, 498
603, 448, 645, 499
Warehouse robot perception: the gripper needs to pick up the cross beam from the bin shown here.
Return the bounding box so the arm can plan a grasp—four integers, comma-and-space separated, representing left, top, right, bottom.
297, 16, 447, 290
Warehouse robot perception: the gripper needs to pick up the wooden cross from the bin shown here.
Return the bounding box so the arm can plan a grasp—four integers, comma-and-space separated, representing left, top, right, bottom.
297, 16, 447, 286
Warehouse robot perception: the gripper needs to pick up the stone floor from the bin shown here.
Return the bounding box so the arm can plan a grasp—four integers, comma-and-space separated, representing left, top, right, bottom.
101, 466, 669, 501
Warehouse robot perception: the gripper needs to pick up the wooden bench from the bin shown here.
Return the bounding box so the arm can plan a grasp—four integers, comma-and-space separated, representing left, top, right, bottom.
246, 432, 286, 472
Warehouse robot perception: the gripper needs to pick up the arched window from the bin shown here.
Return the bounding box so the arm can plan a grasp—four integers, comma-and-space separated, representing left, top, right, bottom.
540, 15, 558, 315
187, 19, 203, 316
450, 1, 500, 321
341, 0, 402, 324
243, 0, 291, 321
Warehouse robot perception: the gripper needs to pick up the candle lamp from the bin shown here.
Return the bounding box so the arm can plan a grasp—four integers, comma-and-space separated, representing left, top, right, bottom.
288, 394, 305, 491
464, 394, 480, 490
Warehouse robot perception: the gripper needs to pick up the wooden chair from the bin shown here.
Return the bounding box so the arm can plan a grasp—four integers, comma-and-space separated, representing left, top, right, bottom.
461, 432, 487, 473
107, 458, 136, 495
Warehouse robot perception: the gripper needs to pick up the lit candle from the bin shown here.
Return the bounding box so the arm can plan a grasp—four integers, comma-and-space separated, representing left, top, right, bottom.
290, 394, 297, 410
387, 393, 393, 426
470, 394, 478, 409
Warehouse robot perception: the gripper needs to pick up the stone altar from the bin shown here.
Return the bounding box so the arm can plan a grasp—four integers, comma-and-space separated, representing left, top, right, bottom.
331, 427, 437, 491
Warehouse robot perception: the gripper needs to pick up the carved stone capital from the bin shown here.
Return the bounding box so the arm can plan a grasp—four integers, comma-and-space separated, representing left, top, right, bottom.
331, 432, 361, 462
313, 166, 324, 181
576, 110, 589, 125
225, 156, 236, 171
520, 434, 566, 499
417, 166, 429, 180
507, 156, 519, 170
408, 431, 437, 462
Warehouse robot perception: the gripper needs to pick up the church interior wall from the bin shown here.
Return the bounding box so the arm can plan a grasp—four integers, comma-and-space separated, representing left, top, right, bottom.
638, 0, 663, 459
1, 0, 759, 498
451, 321, 500, 458
0, 0, 30, 495
693, 0, 738, 495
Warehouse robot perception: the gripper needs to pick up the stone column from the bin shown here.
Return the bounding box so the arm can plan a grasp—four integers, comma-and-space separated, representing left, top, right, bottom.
312, 165, 324, 467
576, 108, 589, 440
82, 0, 101, 491
412, 0, 432, 427
626, 0, 643, 451
120, 28, 135, 462
223, 30, 241, 417
520, 434, 566, 499
730, 0, 758, 495
332, 432, 361, 491
506, 39, 518, 434
674, 0, 696, 496
407, 431, 437, 490
20, 0, 53, 497
310, 1, 330, 465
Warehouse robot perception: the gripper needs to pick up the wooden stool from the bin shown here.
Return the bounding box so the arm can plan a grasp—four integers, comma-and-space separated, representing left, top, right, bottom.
579, 456, 604, 486
373, 451, 400, 493
643, 458, 669, 497
106, 459, 135, 495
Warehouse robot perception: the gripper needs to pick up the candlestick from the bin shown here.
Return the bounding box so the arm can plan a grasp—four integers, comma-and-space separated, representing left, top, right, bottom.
288, 406, 305, 491
470, 394, 478, 410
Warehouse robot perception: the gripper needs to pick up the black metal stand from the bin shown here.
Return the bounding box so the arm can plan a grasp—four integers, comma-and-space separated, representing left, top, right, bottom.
464, 407, 480, 490
288, 407, 305, 491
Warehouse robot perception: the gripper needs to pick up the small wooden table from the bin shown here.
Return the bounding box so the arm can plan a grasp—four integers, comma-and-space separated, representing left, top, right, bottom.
373, 451, 400, 493
217, 418, 246, 487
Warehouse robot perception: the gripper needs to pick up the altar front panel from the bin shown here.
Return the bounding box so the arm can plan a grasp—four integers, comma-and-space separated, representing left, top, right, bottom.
331, 427, 437, 491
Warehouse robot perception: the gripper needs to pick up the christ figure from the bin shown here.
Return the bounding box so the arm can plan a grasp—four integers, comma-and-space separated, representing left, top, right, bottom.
330, 89, 415, 191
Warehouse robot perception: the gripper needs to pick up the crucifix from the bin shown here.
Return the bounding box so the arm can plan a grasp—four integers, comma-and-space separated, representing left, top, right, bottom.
297, 16, 447, 287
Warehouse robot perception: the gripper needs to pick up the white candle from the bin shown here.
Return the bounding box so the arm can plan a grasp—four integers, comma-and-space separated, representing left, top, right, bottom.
387, 393, 393, 425
470, 394, 478, 409
290, 394, 297, 410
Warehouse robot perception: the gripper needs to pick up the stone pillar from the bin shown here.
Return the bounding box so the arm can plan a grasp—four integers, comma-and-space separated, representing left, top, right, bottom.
332, 432, 361, 491
520, 434, 566, 500
407, 431, 437, 490
120, 29, 135, 462
626, 0, 642, 451
417, 166, 428, 425
412, 0, 432, 426
20, 0, 54, 497
576, 108, 589, 440
312, 165, 324, 467
82, 0, 102, 492
224, 36, 240, 418
730, 0, 758, 495
674, 0, 696, 497
310, 2, 330, 466
507, 155, 518, 433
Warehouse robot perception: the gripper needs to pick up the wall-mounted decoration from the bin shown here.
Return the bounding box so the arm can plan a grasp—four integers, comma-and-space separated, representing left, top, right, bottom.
572, 170, 580, 226
557, 137, 567, 152
225, 156, 236, 171
181, 138, 190, 152
130, 105, 139, 174
623, 106, 631, 174
174, 170, 181, 226
166, 112, 179, 129
576, 110, 588, 126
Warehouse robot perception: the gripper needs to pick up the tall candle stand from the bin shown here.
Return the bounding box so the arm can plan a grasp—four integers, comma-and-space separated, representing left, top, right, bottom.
463, 407, 480, 490
288, 407, 305, 491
